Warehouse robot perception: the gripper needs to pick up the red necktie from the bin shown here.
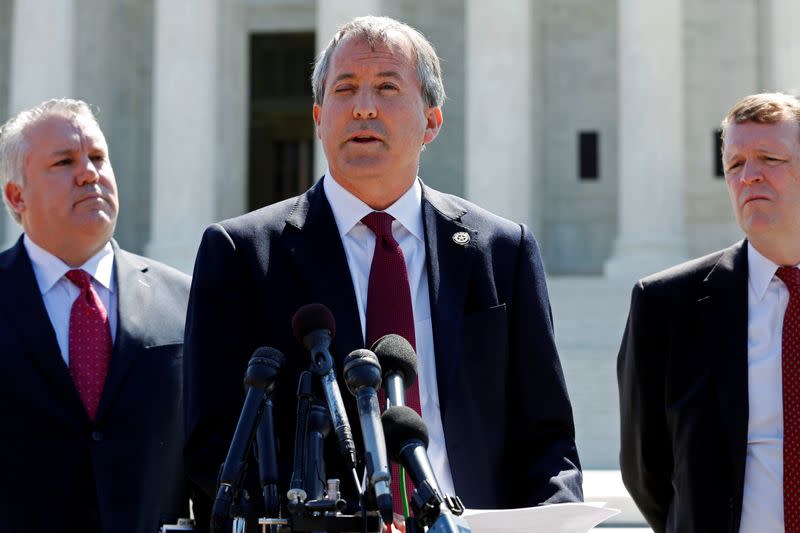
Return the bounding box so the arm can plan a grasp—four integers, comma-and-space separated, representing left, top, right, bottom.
361, 212, 421, 516
778, 266, 800, 529
66, 269, 112, 421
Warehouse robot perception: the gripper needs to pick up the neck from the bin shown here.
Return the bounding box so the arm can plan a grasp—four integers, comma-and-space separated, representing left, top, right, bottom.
331, 173, 416, 211
26, 234, 109, 268
749, 235, 800, 267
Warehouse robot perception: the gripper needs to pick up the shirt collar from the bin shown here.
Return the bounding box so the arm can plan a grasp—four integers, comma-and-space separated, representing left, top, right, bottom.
322, 171, 424, 242
24, 235, 115, 295
747, 241, 793, 300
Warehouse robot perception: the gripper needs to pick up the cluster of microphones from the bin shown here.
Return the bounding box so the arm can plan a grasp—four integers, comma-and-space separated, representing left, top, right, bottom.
209, 303, 470, 533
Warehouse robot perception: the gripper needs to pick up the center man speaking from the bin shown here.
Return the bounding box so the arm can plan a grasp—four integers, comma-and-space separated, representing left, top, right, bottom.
184, 15, 582, 531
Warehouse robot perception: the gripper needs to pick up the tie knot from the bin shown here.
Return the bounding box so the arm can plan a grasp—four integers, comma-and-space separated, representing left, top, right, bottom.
65, 269, 92, 290
362, 211, 395, 237
777, 266, 800, 292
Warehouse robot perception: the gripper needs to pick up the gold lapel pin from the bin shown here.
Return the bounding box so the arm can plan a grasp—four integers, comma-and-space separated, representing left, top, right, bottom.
452, 231, 470, 245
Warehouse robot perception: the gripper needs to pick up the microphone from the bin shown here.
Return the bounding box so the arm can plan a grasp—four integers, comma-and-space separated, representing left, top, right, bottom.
291, 304, 359, 477
371, 334, 418, 408
382, 406, 467, 532
344, 349, 393, 525
211, 347, 285, 533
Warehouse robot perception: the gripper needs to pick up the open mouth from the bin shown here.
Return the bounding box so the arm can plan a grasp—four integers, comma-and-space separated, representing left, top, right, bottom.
349, 134, 382, 144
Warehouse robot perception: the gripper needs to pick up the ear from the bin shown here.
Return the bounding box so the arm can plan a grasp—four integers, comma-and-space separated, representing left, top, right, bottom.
4, 181, 24, 216
422, 106, 443, 145
313, 104, 323, 140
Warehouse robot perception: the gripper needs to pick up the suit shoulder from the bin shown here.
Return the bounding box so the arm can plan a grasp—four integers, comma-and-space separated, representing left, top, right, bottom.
116, 248, 191, 288
425, 187, 525, 240
636, 243, 741, 293
215, 195, 299, 239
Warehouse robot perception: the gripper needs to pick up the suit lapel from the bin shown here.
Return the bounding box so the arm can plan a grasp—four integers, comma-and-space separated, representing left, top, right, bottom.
421, 184, 476, 424
697, 241, 749, 482
284, 179, 363, 365
95, 243, 150, 422
0, 238, 87, 418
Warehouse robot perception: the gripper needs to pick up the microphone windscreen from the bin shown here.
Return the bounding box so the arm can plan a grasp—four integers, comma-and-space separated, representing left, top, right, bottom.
371, 334, 417, 387
292, 303, 336, 342
381, 405, 429, 460
251, 346, 285, 366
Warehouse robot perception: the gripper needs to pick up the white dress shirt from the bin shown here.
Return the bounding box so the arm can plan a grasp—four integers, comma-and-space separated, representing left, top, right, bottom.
323, 172, 457, 498
739, 242, 797, 532
23, 235, 117, 365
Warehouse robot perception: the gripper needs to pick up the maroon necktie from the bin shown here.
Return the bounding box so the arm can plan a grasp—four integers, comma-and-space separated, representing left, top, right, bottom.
66, 269, 112, 421
778, 266, 800, 529
361, 211, 421, 515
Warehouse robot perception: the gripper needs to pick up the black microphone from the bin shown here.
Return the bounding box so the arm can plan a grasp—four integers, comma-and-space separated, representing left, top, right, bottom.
211, 347, 285, 533
344, 349, 393, 525
291, 304, 359, 477
371, 334, 418, 408
382, 406, 468, 533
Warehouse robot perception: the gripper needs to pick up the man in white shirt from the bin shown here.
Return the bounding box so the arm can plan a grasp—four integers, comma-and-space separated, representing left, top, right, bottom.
618, 92, 800, 533
0, 98, 191, 533
185, 14, 581, 533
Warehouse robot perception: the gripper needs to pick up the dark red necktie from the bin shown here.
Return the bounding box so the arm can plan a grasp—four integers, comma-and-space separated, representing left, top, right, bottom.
66, 269, 112, 421
778, 266, 800, 529
361, 211, 421, 516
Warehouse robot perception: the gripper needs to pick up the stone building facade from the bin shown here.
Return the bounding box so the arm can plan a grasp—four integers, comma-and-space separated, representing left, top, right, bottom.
4, 0, 800, 526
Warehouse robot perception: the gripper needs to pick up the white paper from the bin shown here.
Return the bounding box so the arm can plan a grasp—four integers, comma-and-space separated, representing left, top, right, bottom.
462, 502, 620, 533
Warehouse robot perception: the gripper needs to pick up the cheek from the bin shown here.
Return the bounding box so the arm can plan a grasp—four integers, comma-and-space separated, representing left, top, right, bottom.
725, 177, 740, 196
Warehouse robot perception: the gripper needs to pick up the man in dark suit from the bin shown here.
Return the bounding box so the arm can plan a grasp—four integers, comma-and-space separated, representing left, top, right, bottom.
0, 99, 190, 533
184, 15, 581, 530
618, 92, 800, 533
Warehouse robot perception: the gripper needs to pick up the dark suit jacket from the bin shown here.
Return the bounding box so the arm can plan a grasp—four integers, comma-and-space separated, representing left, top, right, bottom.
618, 241, 750, 533
184, 179, 582, 529
0, 237, 191, 533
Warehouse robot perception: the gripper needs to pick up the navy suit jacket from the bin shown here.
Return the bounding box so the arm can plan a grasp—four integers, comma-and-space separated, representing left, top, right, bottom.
0, 237, 191, 533
184, 179, 582, 529
618, 241, 750, 533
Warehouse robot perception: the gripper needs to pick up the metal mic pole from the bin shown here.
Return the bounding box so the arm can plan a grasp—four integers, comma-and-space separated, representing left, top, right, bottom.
256, 397, 280, 519
287, 371, 313, 509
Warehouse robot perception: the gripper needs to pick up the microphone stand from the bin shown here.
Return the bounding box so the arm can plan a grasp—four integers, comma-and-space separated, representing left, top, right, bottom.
257, 397, 281, 533
211, 349, 284, 533
262, 364, 381, 533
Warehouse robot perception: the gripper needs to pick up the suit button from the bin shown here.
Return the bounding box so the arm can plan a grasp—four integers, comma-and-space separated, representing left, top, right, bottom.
91, 431, 103, 442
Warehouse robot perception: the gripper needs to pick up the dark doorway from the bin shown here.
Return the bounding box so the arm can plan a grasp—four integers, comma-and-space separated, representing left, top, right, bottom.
248, 33, 316, 211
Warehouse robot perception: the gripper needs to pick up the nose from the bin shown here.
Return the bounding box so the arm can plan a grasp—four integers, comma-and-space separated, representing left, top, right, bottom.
352, 90, 377, 119
75, 155, 100, 186
739, 160, 764, 185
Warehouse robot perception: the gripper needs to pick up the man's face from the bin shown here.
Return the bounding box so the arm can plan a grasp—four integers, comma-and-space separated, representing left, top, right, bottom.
723, 119, 800, 247
313, 32, 442, 199
4, 114, 118, 263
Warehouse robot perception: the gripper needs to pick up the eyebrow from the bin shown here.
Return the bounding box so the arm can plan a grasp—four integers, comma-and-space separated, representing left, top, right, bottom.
48, 149, 76, 157
331, 71, 402, 84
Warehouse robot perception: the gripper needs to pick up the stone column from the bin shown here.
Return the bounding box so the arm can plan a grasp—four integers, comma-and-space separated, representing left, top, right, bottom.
604, 0, 688, 282
464, 0, 539, 234
313, 0, 382, 180
3, 0, 76, 247
768, 0, 800, 92
146, 0, 219, 273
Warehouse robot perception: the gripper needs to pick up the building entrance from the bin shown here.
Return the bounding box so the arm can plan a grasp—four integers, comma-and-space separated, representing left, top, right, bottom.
248, 33, 316, 211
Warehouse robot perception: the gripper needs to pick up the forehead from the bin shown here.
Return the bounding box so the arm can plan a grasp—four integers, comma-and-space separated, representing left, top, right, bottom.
327, 32, 416, 80
724, 119, 800, 154
24, 114, 107, 154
